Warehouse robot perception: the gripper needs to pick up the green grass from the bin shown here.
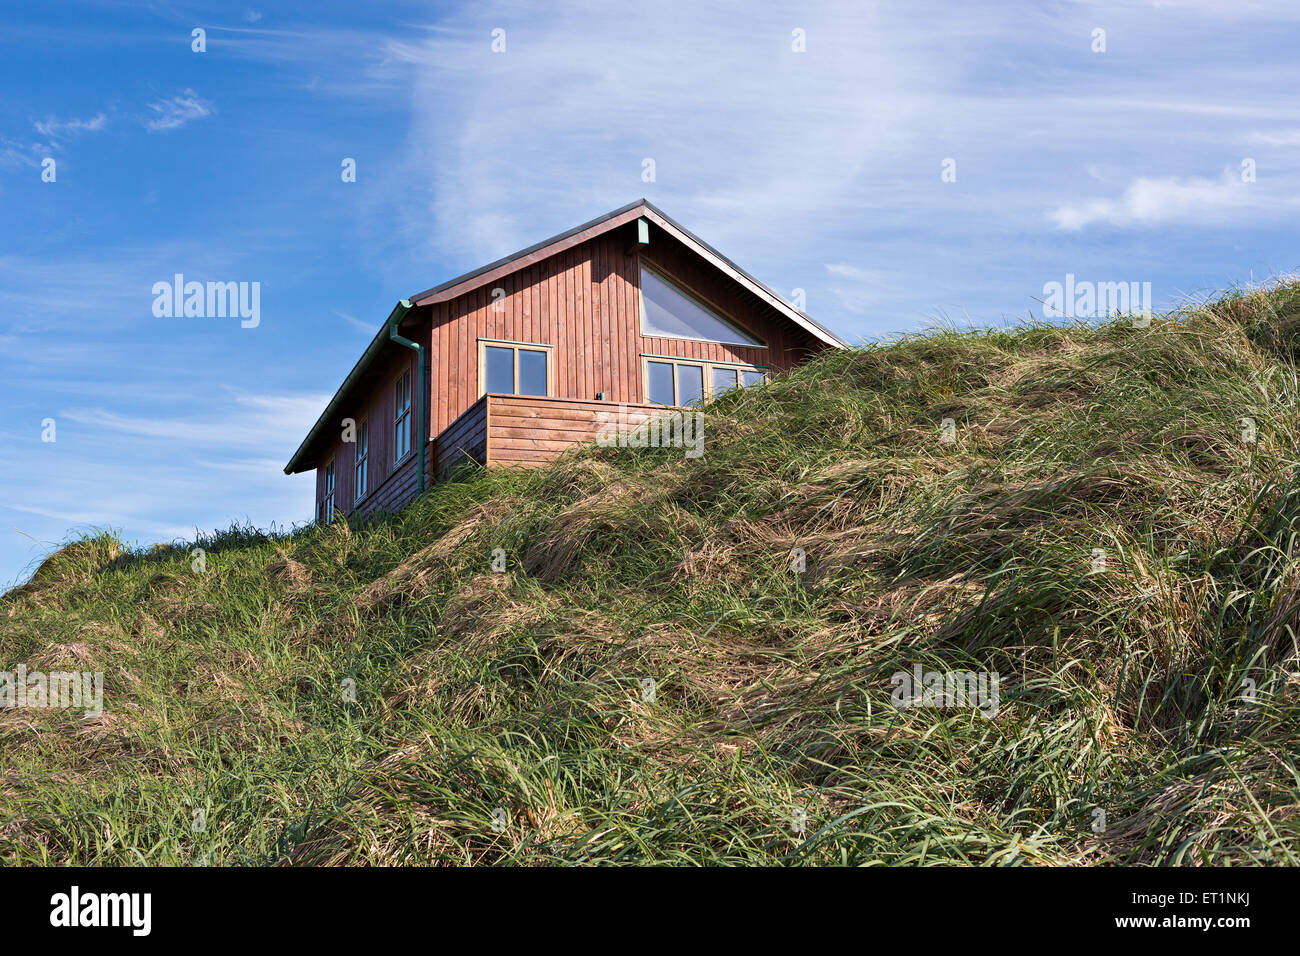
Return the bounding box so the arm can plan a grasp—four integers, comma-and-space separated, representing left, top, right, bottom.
5, 280, 1300, 865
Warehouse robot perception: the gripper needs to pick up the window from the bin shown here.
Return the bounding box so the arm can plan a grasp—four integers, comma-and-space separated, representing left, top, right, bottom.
394, 370, 411, 462
319, 459, 335, 524
479, 340, 552, 396
647, 360, 675, 406
677, 363, 705, 406
643, 356, 767, 406
639, 263, 765, 347
354, 420, 369, 500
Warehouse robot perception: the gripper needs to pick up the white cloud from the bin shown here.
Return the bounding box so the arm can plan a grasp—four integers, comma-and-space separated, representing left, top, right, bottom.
0, 138, 48, 170
824, 264, 894, 316
1248, 129, 1300, 147
60, 391, 329, 452
144, 90, 212, 132
387, 4, 940, 268
336, 310, 375, 335
826, 264, 887, 284
34, 112, 106, 139
1049, 171, 1274, 230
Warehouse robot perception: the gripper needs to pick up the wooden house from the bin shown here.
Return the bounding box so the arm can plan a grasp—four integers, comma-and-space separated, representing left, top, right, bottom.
283, 199, 846, 521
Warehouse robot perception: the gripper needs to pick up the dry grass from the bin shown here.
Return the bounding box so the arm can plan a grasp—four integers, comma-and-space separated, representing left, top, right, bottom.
4, 279, 1300, 865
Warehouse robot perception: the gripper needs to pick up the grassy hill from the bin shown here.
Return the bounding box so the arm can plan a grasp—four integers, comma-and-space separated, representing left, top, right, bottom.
5, 282, 1300, 865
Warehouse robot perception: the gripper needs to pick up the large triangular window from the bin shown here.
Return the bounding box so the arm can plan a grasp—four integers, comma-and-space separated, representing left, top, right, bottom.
639, 264, 765, 347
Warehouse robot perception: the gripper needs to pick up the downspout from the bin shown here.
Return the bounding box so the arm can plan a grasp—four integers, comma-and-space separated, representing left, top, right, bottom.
386, 299, 427, 497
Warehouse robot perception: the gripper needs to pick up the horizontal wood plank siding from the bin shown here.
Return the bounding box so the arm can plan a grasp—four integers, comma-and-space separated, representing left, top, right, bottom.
433, 394, 489, 478
352, 451, 419, 521
484, 394, 661, 468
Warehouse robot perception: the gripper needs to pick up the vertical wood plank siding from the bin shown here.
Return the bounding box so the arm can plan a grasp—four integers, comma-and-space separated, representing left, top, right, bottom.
426, 228, 821, 436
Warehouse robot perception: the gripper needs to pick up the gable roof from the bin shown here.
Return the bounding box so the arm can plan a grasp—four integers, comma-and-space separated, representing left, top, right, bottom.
409, 198, 847, 348
284, 200, 846, 475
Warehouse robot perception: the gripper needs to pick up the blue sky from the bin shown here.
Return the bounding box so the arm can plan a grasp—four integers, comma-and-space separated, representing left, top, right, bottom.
2, 0, 1298, 588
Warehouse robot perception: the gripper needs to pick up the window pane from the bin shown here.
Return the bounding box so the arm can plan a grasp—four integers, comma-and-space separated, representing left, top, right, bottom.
741, 369, 765, 387
712, 367, 738, 396
517, 349, 548, 396
647, 361, 675, 405
641, 266, 763, 346
677, 364, 704, 406
485, 346, 514, 394
395, 414, 409, 460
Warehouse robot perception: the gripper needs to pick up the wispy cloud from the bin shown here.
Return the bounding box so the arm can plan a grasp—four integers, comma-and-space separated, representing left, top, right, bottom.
1248, 129, 1300, 147
60, 391, 329, 451
336, 310, 376, 335
1049, 170, 1275, 231
823, 264, 896, 316
0, 138, 48, 169
144, 90, 212, 132
34, 112, 107, 139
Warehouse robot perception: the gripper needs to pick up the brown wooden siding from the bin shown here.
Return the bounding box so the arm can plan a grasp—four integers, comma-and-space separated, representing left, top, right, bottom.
433, 395, 489, 478
352, 450, 419, 521
485, 394, 660, 468
425, 227, 822, 437
314, 345, 418, 519
311, 222, 828, 521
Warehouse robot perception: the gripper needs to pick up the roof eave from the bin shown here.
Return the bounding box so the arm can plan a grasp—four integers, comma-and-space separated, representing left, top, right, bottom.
410, 198, 848, 349
282, 300, 414, 475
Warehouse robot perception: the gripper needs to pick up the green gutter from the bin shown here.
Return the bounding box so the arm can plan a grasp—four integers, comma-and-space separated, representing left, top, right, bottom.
385, 300, 426, 497
283, 300, 417, 476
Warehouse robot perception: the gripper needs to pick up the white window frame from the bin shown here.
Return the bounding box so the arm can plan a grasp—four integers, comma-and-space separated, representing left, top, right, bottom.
354, 419, 369, 501
638, 260, 767, 349
478, 338, 554, 397
641, 354, 769, 407
394, 370, 412, 463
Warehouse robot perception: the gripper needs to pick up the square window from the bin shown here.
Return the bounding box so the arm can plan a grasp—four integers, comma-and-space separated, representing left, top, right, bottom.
480, 341, 551, 397
712, 367, 738, 395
